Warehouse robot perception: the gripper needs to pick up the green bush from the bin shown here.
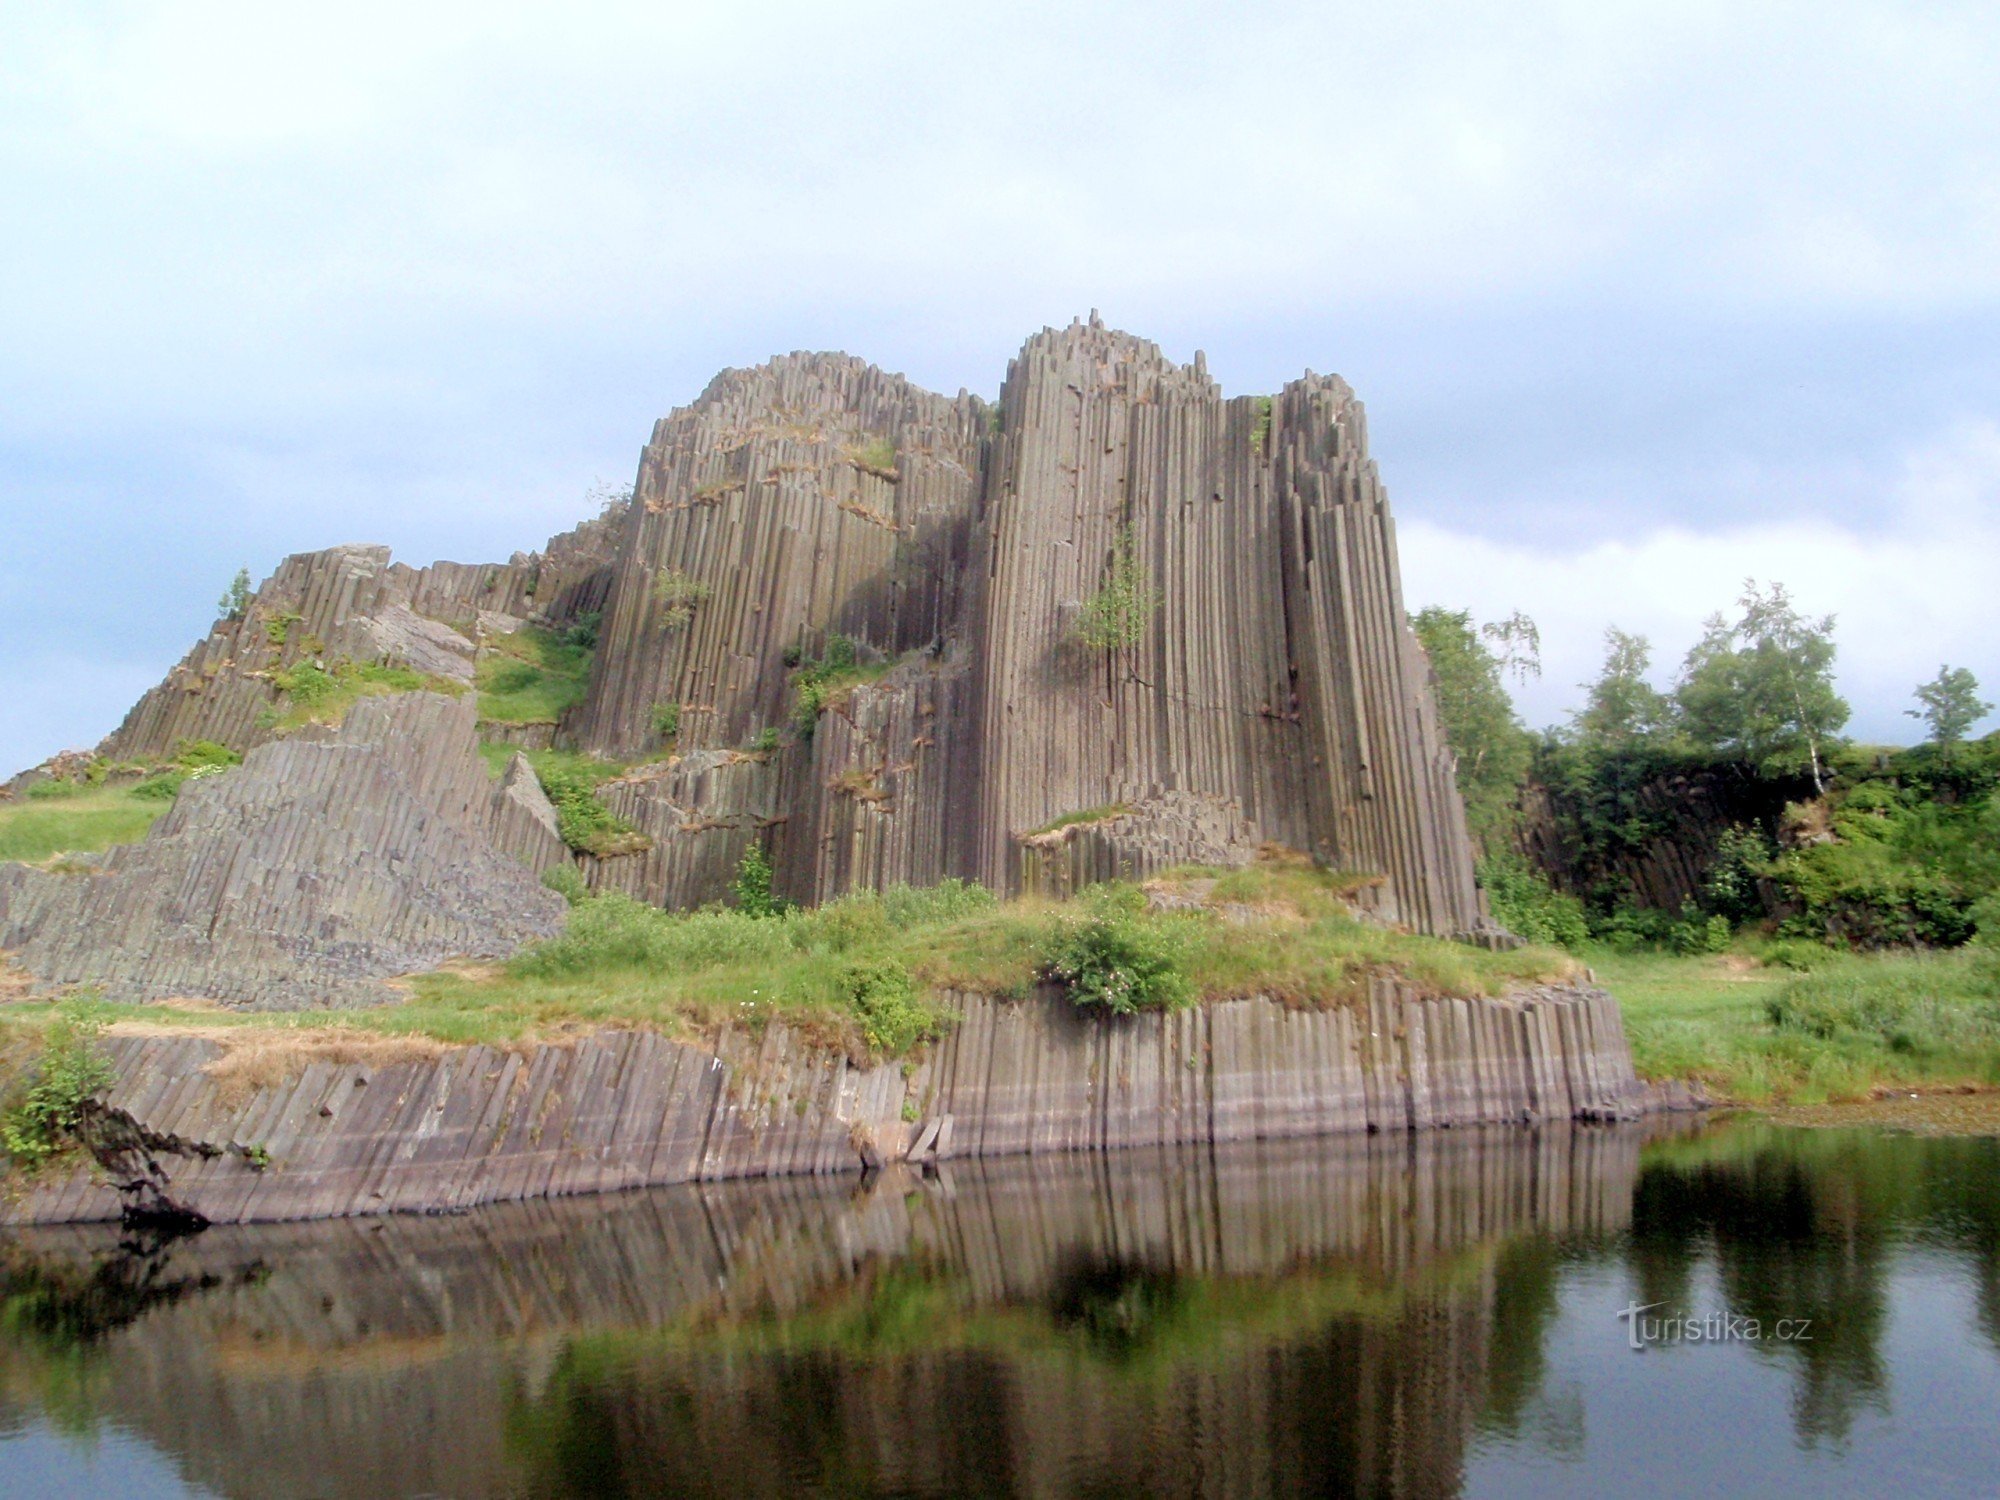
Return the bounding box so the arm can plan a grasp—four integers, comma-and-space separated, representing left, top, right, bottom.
534, 761, 650, 858
1040, 894, 1192, 1014
655, 570, 711, 630
2, 1001, 115, 1173
1072, 527, 1159, 653
732, 842, 782, 917
652, 702, 681, 742
1477, 852, 1588, 949
748, 726, 782, 755
790, 634, 891, 736
843, 958, 939, 1056
541, 864, 591, 906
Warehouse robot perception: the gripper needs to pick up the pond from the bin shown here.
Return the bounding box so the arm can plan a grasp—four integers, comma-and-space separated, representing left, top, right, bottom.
2, 1118, 1996, 1497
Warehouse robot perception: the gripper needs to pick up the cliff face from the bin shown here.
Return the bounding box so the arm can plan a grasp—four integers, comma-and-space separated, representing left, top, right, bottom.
557, 317, 1488, 935
0, 694, 564, 1009
4, 318, 1497, 1014
0, 980, 1683, 1227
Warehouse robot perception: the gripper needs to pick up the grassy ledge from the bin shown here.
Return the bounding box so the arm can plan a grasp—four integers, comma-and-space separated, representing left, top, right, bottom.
475, 624, 594, 727
0, 865, 1575, 1068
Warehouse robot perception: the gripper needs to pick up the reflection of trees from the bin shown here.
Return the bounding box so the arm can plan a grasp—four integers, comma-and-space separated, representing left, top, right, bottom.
1629, 1128, 2000, 1447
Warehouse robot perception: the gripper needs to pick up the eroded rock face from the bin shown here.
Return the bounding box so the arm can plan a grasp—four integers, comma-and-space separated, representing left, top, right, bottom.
96, 501, 624, 764
571, 318, 1492, 936
20, 318, 1502, 960
0, 694, 565, 1009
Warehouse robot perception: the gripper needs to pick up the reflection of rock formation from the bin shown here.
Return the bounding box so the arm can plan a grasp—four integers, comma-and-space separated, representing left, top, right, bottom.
1, 1125, 1649, 1500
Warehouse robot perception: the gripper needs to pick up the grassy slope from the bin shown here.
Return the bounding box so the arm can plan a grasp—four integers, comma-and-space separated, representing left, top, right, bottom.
1599, 944, 2000, 1104
0, 788, 167, 865
476, 626, 592, 726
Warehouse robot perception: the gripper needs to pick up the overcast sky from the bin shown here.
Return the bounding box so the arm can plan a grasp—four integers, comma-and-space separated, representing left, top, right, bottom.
4, 2, 1997, 773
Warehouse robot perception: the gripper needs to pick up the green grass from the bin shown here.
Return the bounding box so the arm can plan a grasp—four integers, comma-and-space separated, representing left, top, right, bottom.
475, 626, 593, 726
0, 787, 168, 865
0, 868, 1574, 1063
1023, 803, 1133, 838
1596, 943, 2000, 1104
268, 659, 466, 732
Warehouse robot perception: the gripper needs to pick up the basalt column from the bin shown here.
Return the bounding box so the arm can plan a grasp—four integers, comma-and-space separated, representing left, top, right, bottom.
969, 317, 1484, 935
570, 354, 988, 762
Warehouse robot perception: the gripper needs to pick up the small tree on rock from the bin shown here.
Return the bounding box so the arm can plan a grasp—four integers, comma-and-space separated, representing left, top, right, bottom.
218, 567, 253, 622
1908, 665, 1992, 755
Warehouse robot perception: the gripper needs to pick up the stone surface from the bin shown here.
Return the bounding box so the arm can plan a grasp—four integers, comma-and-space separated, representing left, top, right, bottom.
0, 694, 565, 1009
94, 499, 624, 764
562, 319, 1495, 936
0, 980, 1685, 1225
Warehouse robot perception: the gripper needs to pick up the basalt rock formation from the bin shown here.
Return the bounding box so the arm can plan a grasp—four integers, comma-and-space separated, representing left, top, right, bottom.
0, 694, 564, 1009
571, 319, 1489, 935
0, 980, 1691, 1227
5, 316, 1501, 1007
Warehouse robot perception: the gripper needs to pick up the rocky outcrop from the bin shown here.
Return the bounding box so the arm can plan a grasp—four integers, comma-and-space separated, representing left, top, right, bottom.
0, 694, 565, 1009
96, 501, 624, 765
540, 318, 1494, 936
1514, 759, 1812, 912
0, 980, 1694, 1226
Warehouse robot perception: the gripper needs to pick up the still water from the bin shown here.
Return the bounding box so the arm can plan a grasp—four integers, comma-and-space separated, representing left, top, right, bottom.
2, 1119, 1996, 1498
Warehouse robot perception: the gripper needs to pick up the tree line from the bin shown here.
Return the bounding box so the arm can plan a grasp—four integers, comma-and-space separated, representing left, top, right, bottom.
1413, 582, 1996, 951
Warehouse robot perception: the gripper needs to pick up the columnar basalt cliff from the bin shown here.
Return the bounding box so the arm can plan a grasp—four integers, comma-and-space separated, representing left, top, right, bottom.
0, 980, 1687, 1227
559, 317, 1489, 935
0, 694, 565, 1009
0, 319, 1659, 1222
13, 317, 1494, 950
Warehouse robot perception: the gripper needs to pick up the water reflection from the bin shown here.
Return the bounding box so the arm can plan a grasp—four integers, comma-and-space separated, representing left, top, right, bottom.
3, 1121, 1998, 1498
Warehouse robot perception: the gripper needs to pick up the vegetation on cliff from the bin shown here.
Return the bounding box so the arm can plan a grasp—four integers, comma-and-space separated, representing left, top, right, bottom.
0, 864, 1573, 1065
1417, 578, 1998, 1104
475, 620, 596, 726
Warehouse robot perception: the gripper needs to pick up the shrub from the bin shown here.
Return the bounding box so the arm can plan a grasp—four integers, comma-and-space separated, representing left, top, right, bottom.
534, 761, 651, 858
790, 634, 889, 735
2, 1000, 115, 1173
655, 570, 712, 630
563, 611, 602, 651
1477, 852, 1589, 950
130, 773, 184, 802
1667, 903, 1733, 956
541, 864, 592, 906
843, 958, 939, 1056
1040, 897, 1192, 1014
652, 702, 681, 742
748, 726, 782, 755
1072, 526, 1159, 652
732, 842, 782, 917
